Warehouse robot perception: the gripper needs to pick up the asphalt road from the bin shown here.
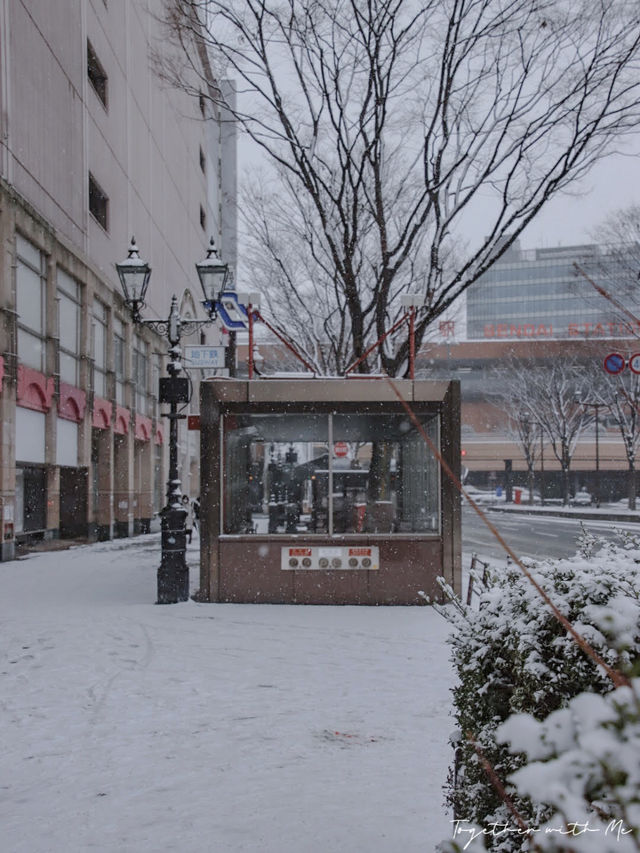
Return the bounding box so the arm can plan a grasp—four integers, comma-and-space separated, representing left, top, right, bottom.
462, 503, 640, 562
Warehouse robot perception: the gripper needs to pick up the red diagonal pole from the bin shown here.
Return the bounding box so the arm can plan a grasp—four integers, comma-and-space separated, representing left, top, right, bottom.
252, 310, 317, 373
344, 312, 411, 375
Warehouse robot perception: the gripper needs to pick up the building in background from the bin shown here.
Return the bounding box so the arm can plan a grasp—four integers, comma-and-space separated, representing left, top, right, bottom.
0, 0, 236, 559
466, 240, 640, 342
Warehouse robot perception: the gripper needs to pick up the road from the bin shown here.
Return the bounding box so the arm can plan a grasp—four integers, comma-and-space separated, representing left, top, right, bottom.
462, 504, 640, 562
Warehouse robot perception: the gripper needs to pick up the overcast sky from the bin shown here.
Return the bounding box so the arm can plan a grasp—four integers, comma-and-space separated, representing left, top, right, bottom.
519, 139, 640, 249
238, 134, 640, 267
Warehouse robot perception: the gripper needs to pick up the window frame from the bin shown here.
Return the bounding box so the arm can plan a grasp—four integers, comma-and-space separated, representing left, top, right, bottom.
89, 173, 109, 231
92, 299, 108, 399
133, 333, 149, 414
113, 317, 126, 406
87, 40, 108, 108
16, 234, 47, 373
57, 268, 82, 386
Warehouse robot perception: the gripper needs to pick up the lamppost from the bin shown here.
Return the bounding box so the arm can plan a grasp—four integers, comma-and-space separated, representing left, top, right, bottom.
538, 423, 545, 506
116, 237, 229, 603
576, 400, 604, 508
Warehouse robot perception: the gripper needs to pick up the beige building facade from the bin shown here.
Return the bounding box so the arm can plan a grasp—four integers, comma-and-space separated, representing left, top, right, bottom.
0, 0, 236, 558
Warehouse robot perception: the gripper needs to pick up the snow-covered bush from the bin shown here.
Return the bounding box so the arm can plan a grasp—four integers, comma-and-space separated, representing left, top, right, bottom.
439, 530, 640, 852
497, 678, 640, 852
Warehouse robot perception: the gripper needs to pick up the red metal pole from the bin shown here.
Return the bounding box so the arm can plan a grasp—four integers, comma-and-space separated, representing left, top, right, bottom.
409, 306, 416, 380
248, 304, 254, 380
252, 310, 317, 373
344, 312, 411, 375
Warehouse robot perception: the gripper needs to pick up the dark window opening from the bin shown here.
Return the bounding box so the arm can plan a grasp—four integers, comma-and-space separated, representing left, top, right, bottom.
87, 41, 108, 108
199, 92, 206, 117
89, 174, 109, 231
200, 205, 206, 231
199, 146, 206, 173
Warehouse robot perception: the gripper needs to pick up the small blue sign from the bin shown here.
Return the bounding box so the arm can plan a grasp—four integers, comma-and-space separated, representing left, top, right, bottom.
603, 352, 625, 375
215, 292, 250, 330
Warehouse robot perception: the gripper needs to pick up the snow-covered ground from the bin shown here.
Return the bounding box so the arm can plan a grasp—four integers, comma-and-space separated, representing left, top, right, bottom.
0, 534, 456, 853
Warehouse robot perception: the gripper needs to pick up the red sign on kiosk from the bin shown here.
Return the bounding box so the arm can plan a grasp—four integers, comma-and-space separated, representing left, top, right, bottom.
333, 441, 349, 457
348, 547, 372, 557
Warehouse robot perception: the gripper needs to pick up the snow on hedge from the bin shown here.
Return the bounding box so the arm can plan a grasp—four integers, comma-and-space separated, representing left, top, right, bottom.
497, 679, 640, 852
437, 528, 640, 852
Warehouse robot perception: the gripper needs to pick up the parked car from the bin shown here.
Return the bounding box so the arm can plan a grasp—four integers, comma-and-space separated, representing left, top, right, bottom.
570, 489, 592, 506
462, 485, 501, 505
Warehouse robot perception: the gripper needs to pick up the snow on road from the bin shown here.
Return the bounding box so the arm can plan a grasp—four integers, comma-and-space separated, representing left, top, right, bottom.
0, 535, 455, 853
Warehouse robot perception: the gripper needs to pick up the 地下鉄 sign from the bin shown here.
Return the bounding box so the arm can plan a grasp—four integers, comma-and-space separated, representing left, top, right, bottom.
183, 345, 225, 369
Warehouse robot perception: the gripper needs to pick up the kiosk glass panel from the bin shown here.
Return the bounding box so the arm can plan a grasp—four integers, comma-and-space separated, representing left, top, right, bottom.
223, 414, 329, 534
222, 411, 439, 535
331, 414, 440, 533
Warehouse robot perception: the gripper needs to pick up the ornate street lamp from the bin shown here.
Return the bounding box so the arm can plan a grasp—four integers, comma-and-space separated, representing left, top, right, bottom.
114, 238, 151, 320
116, 237, 221, 603
196, 237, 229, 311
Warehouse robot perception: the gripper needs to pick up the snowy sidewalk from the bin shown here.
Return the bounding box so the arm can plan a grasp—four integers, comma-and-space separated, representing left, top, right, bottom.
0, 535, 455, 853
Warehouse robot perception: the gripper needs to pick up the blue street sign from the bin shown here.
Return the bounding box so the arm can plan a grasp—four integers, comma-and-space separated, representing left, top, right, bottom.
215, 291, 250, 330
603, 352, 625, 375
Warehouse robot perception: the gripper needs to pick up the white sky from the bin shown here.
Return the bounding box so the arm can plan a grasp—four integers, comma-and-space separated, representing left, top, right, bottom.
520, 142, 640, 250
237, 136, 640, 263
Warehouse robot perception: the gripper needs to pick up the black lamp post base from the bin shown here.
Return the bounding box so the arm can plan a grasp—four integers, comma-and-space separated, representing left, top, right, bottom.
157, 562, 189, 604
157, 505, 189, 604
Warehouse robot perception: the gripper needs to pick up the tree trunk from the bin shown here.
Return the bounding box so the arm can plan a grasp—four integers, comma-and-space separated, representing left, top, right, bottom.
562, 466, 571, 507
628, 465, 637, 512
528, 466, 535, 505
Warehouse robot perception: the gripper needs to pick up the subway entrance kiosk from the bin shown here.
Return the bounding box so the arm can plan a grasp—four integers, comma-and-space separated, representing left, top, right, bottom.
197, 378, 461, 604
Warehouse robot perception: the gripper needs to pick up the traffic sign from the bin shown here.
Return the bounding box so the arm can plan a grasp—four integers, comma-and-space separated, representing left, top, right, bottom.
333, 441, 349, 457
629, 353, 640, 374
604, 352, 625, 375
183, 345, 225, 369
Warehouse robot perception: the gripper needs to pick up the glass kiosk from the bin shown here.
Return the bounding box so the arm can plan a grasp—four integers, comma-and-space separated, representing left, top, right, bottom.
197, 378, 461, 604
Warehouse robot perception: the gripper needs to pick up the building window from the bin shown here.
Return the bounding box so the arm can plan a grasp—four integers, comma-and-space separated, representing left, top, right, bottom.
200, 205, 206, 231
154, 443, 163, 513
113, 317, 126, 406
92, 299, 108, 398
199, 146, 206, 173
199, 91, 206, 117
152, 352, 162, 417
16, 235, 46, 372
87, 40, 108, 108
133, 334, 148, 414
89, 173, 109, 231
57, 269, 81, 385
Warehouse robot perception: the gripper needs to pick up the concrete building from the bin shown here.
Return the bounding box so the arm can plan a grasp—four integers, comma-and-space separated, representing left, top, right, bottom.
466, 240, 640, 342
0, 0, 236, 558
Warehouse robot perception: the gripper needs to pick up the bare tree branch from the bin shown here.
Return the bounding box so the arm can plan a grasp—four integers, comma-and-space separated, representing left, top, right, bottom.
156, 0, 640, 374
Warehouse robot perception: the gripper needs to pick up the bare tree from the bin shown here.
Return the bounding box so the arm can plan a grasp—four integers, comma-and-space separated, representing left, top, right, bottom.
156, 0, 640, 375
497, 360, 593, 505
594, 205, 640, 285
570, 204, 640, 335
510, 411, 541, 506
491, 374, 542, 503
593, 372, 640, 510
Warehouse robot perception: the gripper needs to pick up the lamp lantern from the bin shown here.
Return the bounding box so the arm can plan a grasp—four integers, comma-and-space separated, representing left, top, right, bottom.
115, 237, 151, 313
196, 237, 229, 310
